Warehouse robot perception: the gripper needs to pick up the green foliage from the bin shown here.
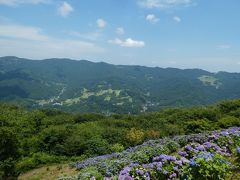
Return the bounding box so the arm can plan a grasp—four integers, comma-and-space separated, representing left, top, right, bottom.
218, 115, 240, 128
0, 158, 17, 179
1, 56, 240, 114
183, 153, 231, 180
39, 126, 69, 155
82, 137, 110, 156
110, 143, 124, 153
0, 127, 19, 178
129, 146, 170, 164
0, 98, 239, 177
0, 127, 19, 161
126, 128, 145, 146
166, 141, 180, 153
146, 129, 161, 139
185, 119, 212, 133
16, 153, 67, 173
77, 167, 103, 180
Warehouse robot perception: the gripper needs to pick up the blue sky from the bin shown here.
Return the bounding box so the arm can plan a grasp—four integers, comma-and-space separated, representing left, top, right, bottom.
0, 0, 239, 72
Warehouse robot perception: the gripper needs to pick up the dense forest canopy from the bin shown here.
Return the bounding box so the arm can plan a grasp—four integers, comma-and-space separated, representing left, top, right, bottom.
1, 56, 240, 114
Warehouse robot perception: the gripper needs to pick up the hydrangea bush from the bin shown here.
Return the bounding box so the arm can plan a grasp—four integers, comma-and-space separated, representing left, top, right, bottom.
60, 127, 240, 180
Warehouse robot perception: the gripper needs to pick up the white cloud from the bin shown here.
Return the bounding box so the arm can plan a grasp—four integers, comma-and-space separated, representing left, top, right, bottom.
146, 14, 159, 24
218, 44, 231, 49
0, 23, 104, 59
0, 16, 11, 23
138, 0, 193, 9
173, 16, 181, 22
169, 60, 177, 64
0, 0, 51, 6
58, 1, 73, 17
96, 18, 106, 28
108, 38, 145, 48
0, 38, 104, 59
0, 24, 48, 41
116, 27, 125, 35
70, 31, 101, 41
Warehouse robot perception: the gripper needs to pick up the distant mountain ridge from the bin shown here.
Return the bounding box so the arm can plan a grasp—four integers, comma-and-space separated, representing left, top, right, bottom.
0, 56, 240, 113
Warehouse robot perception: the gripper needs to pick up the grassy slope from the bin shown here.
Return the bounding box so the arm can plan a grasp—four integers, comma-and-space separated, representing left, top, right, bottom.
18, 164, 77, 180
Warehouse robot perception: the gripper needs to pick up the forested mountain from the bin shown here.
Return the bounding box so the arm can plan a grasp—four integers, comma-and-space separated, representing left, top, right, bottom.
1, 56, 240, 113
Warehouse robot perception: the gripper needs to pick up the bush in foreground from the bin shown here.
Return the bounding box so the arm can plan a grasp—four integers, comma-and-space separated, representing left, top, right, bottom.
65, 127, 240, 180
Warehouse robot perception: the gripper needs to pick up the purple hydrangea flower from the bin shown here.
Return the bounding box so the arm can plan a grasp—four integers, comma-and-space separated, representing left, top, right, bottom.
163, 170, 168, 175
170, 173, 177, 178
136, 169, 144, 175
237, 147, 240, 154
185, 144, 193, 151
145, 172, 150, 180
174, 160, 182, 166
196, 145, 204, 151
173, 167, 179, 171
118, 175, 134, 180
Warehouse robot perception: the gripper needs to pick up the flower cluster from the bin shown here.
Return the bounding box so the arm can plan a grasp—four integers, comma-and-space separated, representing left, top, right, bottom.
109, 127, 240, 179
66, 127, 240, 180
237, 147, 240, 155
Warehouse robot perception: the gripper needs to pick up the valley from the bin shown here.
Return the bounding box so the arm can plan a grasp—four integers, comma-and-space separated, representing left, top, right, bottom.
1, 56, 240, 114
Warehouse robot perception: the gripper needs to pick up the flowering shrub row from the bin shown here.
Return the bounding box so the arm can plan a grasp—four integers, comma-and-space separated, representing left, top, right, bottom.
61, 127, 240, 180
116, 127, 240, 180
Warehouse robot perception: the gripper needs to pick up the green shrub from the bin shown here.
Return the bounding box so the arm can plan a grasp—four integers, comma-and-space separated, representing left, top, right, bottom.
0, 127, 19, 178
129, 145, 170, 164
16, 153, 67, 173
183, 152, 232, 180
185, 119, 210, 134
166, 141, 180, 153
218, 116, 240, 128
77, 167, 103, 180
83, 137, 110, 156
126, 128, 145, 146
110, 143, 124, 153
0, 158, 17, 179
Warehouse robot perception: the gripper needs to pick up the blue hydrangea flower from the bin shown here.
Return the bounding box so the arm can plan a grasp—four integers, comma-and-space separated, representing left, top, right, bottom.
189, 159, 195, 167
237, 147, 240, 154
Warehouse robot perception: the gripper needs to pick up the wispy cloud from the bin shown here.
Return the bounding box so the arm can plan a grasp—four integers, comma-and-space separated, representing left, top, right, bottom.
0, 24, 48, 41
138, 0, 193, 9
0, 0, 51, 6
218, 44, 231, 49
70, 31, 102, 41
96, 18, 106, 28
116, 27, 125, 35
108, 38, 145, 48
173, 16, 181, 22
0, 23, 104, 59
57, 1, 73, 17
0, 16, 11, 23
146, 14, 159, 24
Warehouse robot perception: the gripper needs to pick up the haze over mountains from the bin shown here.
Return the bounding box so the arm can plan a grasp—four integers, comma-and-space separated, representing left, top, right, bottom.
0, 56, 240, 113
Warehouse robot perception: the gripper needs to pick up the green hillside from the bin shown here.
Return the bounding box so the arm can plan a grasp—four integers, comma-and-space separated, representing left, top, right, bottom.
1, 56, 240, 113
1, 99, 240, 179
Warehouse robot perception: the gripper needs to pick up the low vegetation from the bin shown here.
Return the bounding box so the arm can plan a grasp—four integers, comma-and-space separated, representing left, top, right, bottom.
0, 99, 240, 179
64, 127, 240, 179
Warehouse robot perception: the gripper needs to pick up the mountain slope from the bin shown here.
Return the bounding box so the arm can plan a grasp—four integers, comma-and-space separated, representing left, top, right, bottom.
0, 56, 240, 113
